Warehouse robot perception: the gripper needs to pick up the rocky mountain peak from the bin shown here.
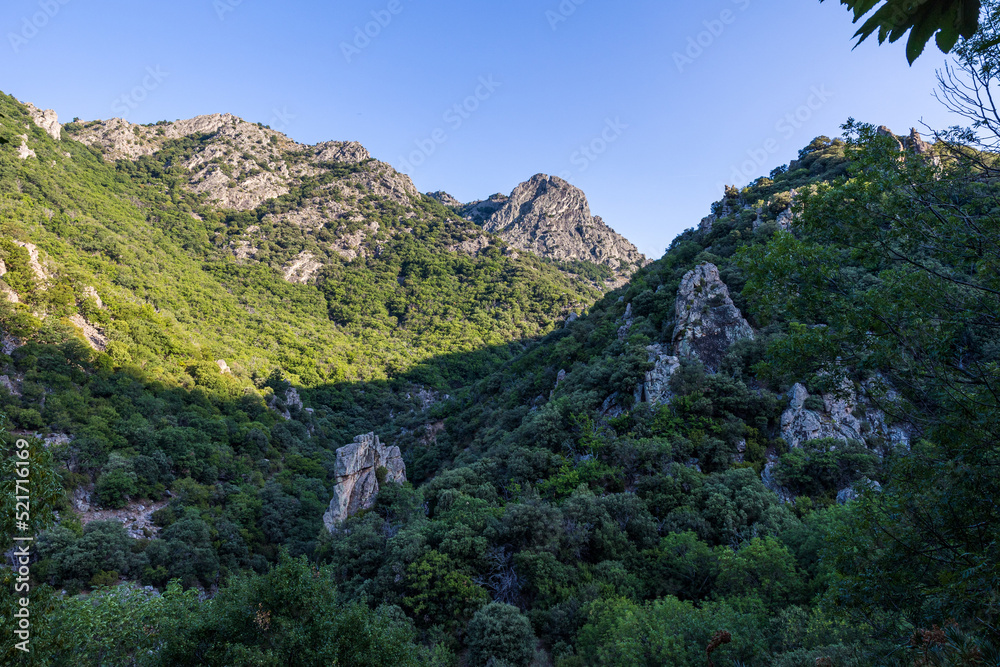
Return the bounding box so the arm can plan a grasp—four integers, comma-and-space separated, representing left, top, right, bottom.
476, 174, 646, 282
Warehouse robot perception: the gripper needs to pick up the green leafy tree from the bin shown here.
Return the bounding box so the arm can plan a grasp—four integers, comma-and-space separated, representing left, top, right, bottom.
403, 550, 489, 630
466, 603, 536, 667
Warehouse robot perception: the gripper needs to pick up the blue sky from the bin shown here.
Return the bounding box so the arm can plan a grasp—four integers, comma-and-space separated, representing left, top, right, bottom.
1, 0, 965, 258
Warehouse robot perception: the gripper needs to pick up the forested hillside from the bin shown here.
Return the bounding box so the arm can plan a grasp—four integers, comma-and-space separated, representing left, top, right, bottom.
1, 65, 999, 666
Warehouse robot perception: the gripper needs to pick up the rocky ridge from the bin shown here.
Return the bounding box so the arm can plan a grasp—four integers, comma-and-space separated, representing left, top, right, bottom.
66, 113, 388, 211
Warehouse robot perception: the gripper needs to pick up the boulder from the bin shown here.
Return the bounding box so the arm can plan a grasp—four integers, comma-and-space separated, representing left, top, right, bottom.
323, 433, 406, 530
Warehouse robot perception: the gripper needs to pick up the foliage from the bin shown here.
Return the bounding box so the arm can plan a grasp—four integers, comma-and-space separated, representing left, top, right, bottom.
466, 603, 536, 667
821, 0, 983, 63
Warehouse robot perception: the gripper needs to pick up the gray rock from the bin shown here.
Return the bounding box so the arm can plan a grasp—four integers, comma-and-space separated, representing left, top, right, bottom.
761, 461, 794, 504
672, 263, 753, 371
780, 379, 910, 451
68, 314, 108, 352
478, 174, 646, 283
24, 102, 62, 141
323, 433, 406, 530
635, 344, 680, 405
0, 375, 19, 396
427, 191, 462, 207
459, 193, 509, 225
837, 478, 882, 505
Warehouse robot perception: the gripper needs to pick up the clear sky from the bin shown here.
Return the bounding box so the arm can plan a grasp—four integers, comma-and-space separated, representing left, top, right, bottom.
1, 0, 966, 258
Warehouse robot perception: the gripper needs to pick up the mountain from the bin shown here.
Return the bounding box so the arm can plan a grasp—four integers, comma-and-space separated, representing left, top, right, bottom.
434, 174, 647, 286
2, 88, 996, 666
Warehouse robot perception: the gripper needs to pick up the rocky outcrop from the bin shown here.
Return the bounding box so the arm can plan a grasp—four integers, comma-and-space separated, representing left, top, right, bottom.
0, 375, 20, 396
634, 344, 681, 405
68, 314, 108, 352
283, 251, 323, 284
65, 113, 408, 213
13, 241, 49, 284
314, 140, 371, 164
877, 126, 935, 156
17, 135, 35, 160
460, 193, 508, 225
478, 175, 646, 282
323, 433, 406, 530
780, 381, 911, 450
672, 263, 753, 372
73, 488, 170, 539
24, 102, 61, 141
428, 191, 462, 207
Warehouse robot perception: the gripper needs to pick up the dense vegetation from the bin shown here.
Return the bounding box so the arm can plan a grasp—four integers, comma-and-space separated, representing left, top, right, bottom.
2, 34, 1000, 664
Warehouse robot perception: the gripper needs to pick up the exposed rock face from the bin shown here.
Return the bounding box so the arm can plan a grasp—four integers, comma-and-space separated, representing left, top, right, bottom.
13, 241, 49, 283
837, 478, 882, 505
17, 135, 35, 160
427, 191, 462, 207
460, 193, 508, 225
73, 488, 171, 539
283, 251, 323, 284
68, 314, 108, 352
634, 344, 681, 405
314, 140, 371, 164
0, 375, 20, 396
83, 285, 104, 308
672, 263, 753, 371
65, 113, 410, 215
448, 234, 491, 256
878, 126, 935, 156
478, 175, 646, 282
24, 102, 61, 141
780, 381, 911, 450
323, 433, 406, 530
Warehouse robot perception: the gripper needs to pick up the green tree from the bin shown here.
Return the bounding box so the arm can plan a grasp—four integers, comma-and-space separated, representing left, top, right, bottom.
403, 550, 489, 630
466, 603, 536, 667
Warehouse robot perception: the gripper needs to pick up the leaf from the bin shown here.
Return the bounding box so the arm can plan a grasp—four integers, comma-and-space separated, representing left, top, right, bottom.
825, 0, 983, 62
